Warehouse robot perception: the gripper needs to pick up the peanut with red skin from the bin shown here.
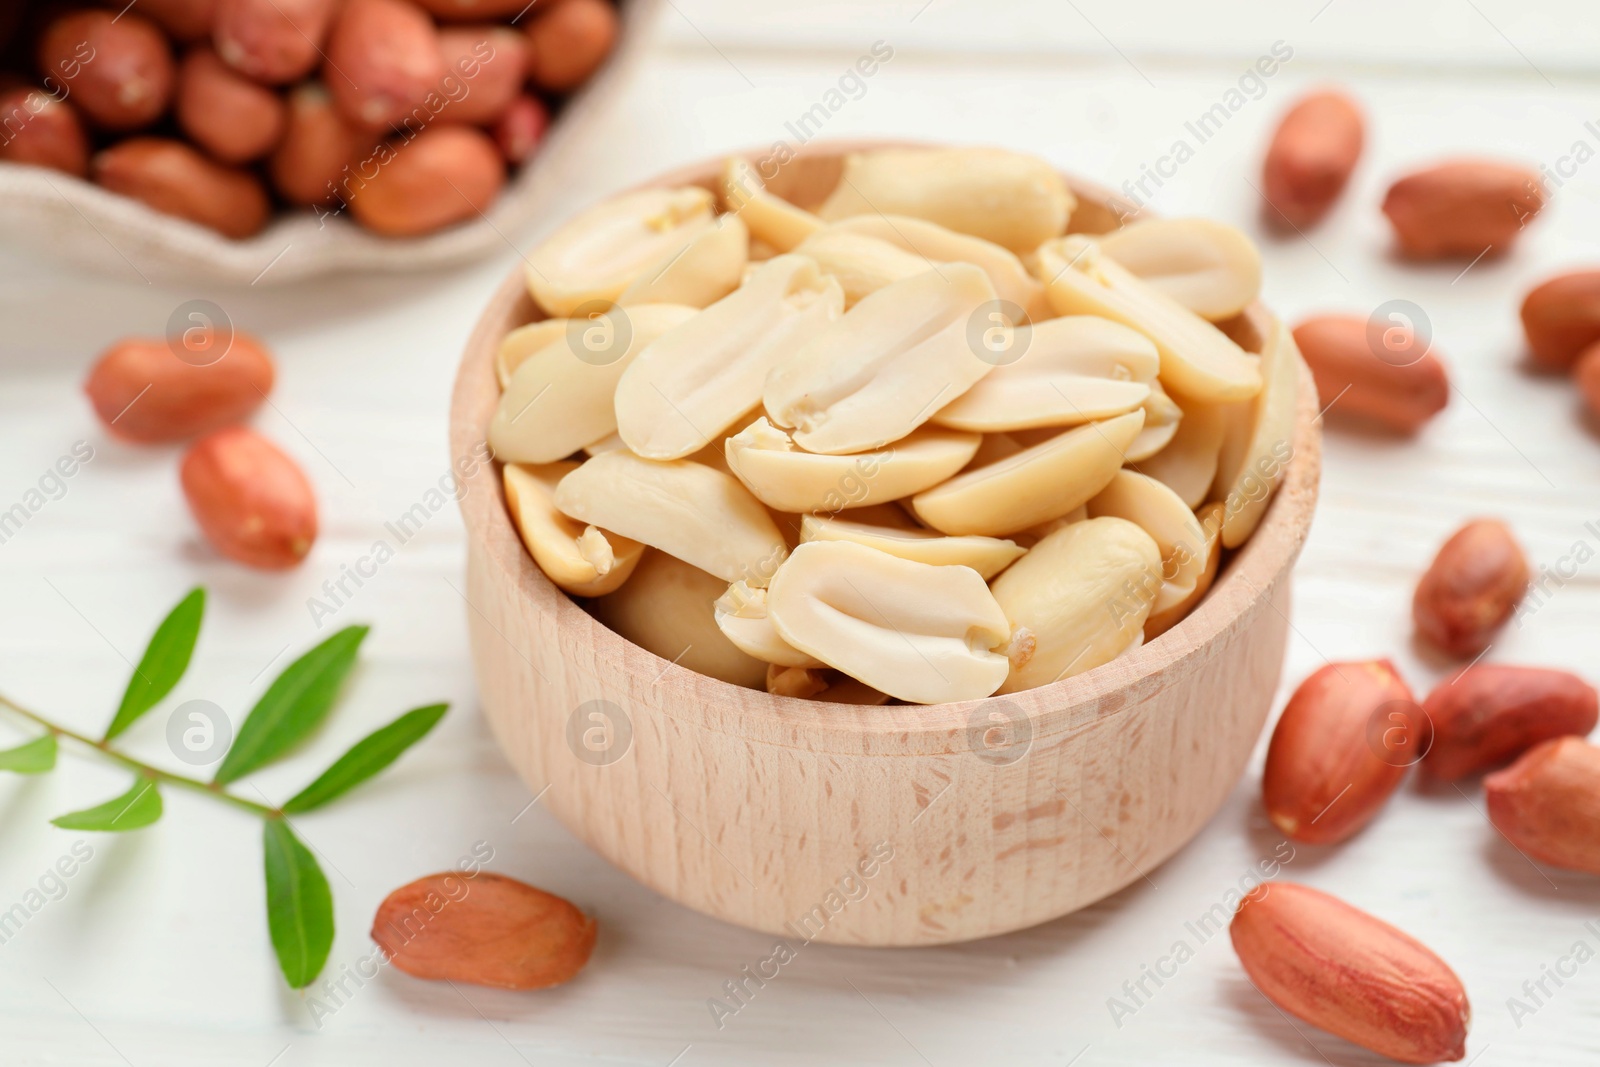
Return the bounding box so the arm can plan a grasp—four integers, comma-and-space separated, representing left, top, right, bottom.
435, 26, 528, 126
180, 427, 317, 569
324, 0, 446, 130
93, 138, 271, 239
1421, 666, 1598, 780
347, 125, 505, 237
138, 0, 221, 42
1262, 660, 1421, 845
1521, 271, 1600, 373
526, 0, 618, 92
1486, 737, 1600, 876
1231, 882, 1470, 1064
213, 0, 337, 84
85, 334, 276, 444
1261, 89, 1363, 228
0, 88, 90, 177
269, 84, 370, 207
1381, 159, 1542, 259
37, 10, 175, 132
493, 93, 550, 165
1292, 314, 1448, 434
175, 46, 288, 165
372, 871, 596, 990
1576, 342, 1600, 418
1412, 519, 1528, 659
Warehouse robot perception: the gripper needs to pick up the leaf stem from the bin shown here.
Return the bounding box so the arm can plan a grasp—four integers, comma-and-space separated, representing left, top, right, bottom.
0, 693, 279, 818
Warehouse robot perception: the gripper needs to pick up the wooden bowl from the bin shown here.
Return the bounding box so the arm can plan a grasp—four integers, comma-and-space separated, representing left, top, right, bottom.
449, 141, 1322, 946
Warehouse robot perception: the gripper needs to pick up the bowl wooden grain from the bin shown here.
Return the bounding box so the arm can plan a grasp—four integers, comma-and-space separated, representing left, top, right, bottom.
449, 141, 1322, 946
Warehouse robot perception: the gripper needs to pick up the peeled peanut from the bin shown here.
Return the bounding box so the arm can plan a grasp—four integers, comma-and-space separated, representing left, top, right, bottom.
990, 517, 1161, 692
827, 213, 1046, 318
816, 147, 1073, 255
725, 418, 979, 514
494, 93, 550, 165
347, 125, 506, 237
800, 515, 1023, 580
1521, 271, 1600, 373
526, 0, 619, 92
616, 213, 748, 309
180, 427, 316, 569
1087, 471, 1212, 626
1135, 397, 1226, 508
1413, 519, 1528, 659
269, 83, 366, 207
765, 264, 998, 455
555, 452, 788, 586
591, 550, 767, 689
1382, 159, 1543, 259
38, 11, 174, 132
1014, 506, 1087, 548
713, 582, 823, 668
1291, 314, 1449, 434
489, 304, 694, 463
791, 230, 931, 308
768, 668, 892, 705
584, 433, 629, 457
616, 256, 841, 459
372, 871, 595, 991
84, 333, 275, 443
1213, 314, 1299, 548
176, 46, 287, 165
931, 315, 1156, 432
495, 319, 569, 390
0, 88, 89, 177
766, 540, 1012, 704
1034, 236, 1261, 404
1097, 218, 1262, 322
503, 462, 643, 597
1144, 502, 1223, 638
524, 187, 718, 317
720, 157, 823, 253
325, 0, 445, 128
93, 138, 270, 239
214, 0, 337, 85
912, 410, 1144, 536
140, 0, 222, 41
1124, 380, 1184, 462
1261, 90, 1364, 228
436, 26, 528, 126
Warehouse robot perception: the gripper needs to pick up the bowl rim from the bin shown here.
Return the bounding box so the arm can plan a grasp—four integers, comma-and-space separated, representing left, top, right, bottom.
449, 139, 1322, 744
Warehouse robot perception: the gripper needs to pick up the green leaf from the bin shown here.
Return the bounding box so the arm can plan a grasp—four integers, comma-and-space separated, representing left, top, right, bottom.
0, 734, 57, 774
52, 778, 163, 831
214, 626, 369, 785
282, 703, 448, 814
105, 587, 206, 741
263, 819, 333, 989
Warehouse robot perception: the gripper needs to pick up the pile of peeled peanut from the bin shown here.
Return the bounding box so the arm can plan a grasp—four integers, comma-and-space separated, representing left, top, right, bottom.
0, 0, 618, 239
488, 145, 1300, 706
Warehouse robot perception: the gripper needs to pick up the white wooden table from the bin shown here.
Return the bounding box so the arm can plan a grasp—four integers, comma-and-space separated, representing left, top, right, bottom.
2, 1, 1598, 1062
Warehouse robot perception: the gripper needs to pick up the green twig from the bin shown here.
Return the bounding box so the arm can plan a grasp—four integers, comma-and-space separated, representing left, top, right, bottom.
0, 693, 279, 818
